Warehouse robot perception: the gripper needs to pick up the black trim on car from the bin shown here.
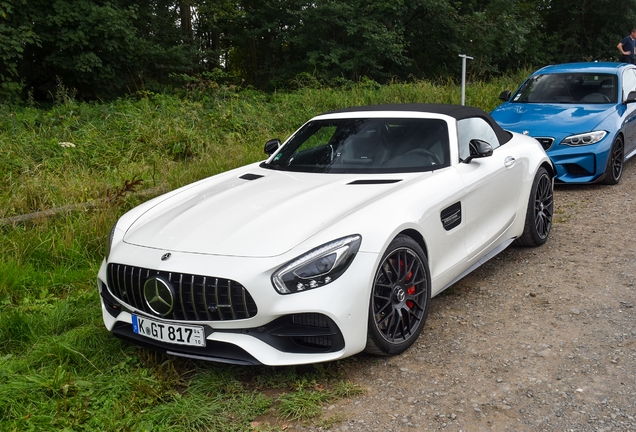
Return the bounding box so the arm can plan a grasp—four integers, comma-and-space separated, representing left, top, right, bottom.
347, 179, 402, 185
441, 202, 462, 231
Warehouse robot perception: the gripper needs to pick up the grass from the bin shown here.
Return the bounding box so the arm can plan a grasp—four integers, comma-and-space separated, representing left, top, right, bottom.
0, 71, 531, 431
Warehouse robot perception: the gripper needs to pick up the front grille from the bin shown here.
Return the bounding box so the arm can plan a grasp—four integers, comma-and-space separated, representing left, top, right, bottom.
106, 263, 257, 321
534, 137, 555, 151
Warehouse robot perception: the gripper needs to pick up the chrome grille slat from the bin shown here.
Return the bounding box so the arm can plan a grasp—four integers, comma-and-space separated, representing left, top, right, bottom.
138, 267, 143, 311
129, 266, 139, 309
202, 276, 211, 320
178, 273, 186, 319
190, 275, 199, 321
215, 278, 222, 321
228, 282, 236, 319
106, 263, 257, 322
242, 288, 249, 318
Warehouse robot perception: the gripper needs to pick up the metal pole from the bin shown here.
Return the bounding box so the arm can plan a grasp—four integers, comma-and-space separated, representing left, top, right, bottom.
459, 54, 474, 106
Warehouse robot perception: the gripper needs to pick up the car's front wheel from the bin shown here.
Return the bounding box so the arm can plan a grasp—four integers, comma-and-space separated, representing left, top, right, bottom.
515, 166, 553, 247
602, 135, 624, 185
365, 235, 430, 356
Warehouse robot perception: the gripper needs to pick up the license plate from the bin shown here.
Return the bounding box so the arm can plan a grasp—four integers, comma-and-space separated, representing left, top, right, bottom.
132, 314, 206, 347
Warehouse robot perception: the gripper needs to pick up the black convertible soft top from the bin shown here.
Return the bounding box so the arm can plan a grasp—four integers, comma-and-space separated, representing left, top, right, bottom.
326, 103, 512, 145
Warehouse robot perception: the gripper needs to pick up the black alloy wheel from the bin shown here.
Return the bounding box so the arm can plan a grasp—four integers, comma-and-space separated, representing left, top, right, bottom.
602, 135, 624, 185
515, 167, 553, 247
365, 235, 430, 356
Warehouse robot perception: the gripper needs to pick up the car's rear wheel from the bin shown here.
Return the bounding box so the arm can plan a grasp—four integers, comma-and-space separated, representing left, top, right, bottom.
602, 135, 624, 185
515, 167, 553, 247
365, 235, 430, 356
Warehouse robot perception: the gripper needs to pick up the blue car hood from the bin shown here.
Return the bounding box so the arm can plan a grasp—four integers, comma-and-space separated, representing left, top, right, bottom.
491, 103, 615, 135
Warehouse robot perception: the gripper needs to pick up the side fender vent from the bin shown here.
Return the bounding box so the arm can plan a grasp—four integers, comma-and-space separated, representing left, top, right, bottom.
441, 202, 462, 231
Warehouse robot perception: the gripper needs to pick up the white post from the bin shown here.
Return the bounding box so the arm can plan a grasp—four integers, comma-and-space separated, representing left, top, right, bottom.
459, 54, 474, 106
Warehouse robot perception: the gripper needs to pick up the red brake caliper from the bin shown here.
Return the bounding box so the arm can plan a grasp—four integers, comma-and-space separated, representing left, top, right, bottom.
406, 268, 414, 308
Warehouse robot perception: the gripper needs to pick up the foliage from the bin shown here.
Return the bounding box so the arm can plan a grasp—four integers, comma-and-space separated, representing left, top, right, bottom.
1, 0, 634, 102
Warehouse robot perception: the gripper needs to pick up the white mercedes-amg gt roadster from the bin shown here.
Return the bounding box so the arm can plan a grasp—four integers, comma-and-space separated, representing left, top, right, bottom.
97, 103, 554, 366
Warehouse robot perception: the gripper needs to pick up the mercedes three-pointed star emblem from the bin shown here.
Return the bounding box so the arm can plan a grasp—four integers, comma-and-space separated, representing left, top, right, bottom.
143, 276, 175, 316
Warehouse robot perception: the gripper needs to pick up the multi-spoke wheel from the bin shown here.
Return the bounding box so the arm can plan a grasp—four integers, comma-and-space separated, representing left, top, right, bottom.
515, 167, 553, 247
365, 235, 430, 356
602, 135, 624, 185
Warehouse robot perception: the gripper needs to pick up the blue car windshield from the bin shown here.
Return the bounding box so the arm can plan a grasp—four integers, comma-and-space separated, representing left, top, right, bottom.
262, 118, 450, 174
512, 73, 618, 104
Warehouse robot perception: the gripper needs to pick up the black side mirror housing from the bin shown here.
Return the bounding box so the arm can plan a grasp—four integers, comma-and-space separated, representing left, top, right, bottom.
264, 139, 281, 155
498, 90, 512, 102
463, 139, 494, 163
625, 91, 636, 104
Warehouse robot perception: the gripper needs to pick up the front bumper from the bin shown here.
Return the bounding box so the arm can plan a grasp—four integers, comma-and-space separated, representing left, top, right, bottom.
97, 247, 377, 366
546, 135, 614, 184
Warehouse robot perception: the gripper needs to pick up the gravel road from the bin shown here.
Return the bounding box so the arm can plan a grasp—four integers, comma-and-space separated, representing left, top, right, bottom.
293, 160, 636, 431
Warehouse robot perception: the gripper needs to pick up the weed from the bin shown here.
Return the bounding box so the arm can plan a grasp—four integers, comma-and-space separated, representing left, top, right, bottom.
276, 389, 329, 422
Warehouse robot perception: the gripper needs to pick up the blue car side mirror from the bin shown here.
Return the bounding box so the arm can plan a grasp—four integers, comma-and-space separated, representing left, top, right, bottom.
498, 90, 512, 102
624, 91, 636, 104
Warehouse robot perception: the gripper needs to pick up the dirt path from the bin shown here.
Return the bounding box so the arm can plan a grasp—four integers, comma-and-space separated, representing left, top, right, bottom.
297, 162, 636, 431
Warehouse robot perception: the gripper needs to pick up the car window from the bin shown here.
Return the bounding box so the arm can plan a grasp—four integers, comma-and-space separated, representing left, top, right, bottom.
512, 73, 618, 104
622, 69, 636, 101
264, 118, 450, 174
457, 117, 500, 162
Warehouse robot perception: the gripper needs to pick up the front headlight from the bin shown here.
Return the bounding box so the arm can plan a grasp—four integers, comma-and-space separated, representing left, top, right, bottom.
271, 235, 362, 294
105, 221, 118, 259
560, 131, 607, 146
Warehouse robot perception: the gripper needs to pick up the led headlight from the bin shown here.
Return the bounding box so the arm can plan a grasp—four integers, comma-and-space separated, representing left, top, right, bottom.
272, 235, 362, 294
105, 221, 118, 258
560, 131, 607, 146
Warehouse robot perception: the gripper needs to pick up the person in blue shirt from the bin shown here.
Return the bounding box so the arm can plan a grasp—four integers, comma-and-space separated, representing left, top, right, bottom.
617, 29, 636, 63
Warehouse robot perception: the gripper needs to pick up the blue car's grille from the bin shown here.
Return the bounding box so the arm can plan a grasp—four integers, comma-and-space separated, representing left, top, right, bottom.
106, 263, 258, 321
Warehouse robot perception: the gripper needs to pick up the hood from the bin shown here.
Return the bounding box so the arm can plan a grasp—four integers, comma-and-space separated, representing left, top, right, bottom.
491, 103, 615, 135
123, 168, 415, 257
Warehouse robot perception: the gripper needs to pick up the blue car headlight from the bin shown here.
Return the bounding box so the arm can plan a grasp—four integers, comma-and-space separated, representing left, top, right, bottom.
271, 235, 362, 294
560, 131, 607, 146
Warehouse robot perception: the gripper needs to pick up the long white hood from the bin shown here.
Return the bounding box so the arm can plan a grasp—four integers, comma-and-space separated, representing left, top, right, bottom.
123, 168, 413, 258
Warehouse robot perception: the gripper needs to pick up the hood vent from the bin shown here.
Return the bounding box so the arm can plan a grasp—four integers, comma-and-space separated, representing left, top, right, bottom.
347, 179, 402, 185
239, 173, 264, 181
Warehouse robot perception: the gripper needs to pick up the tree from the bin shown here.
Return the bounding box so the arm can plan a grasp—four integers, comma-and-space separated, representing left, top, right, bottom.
0, 0, 39, 103
541, 0, 636, 63
10, 0, 143, 100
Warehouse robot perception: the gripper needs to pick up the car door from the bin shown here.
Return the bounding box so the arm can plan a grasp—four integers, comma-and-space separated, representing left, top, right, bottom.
454, 117, 525, 262
621, 68, 636, 157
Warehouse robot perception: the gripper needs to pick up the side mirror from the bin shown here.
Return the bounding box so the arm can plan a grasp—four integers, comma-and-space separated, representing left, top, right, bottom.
463, 139, 493, 163
625, 91, 636, 104
498, 90, 512, 102
264, 139, 281, 155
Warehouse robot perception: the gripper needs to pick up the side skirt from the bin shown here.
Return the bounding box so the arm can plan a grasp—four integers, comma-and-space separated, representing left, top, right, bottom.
433, 238, 516, 297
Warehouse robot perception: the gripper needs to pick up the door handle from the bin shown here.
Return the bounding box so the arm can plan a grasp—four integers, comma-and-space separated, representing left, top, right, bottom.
504, 156, 516, 167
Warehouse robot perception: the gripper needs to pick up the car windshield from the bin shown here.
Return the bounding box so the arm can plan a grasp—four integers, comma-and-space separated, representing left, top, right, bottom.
512, 73, 618, 104
262, 118, 450, 174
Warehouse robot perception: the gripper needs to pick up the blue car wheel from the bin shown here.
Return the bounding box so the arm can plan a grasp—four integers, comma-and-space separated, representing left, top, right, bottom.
602, 135, 624, 185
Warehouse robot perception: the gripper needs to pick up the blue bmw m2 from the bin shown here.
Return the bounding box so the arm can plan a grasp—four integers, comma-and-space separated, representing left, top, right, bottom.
491, 62, 636, 184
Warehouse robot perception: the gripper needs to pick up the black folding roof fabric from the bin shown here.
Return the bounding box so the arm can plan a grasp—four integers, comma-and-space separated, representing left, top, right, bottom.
326, 103, 512, 145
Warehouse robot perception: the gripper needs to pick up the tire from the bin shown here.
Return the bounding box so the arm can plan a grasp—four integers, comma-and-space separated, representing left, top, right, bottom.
365, 235, 431, 356
515, 167, 553, 247
602, 135, 624, 185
